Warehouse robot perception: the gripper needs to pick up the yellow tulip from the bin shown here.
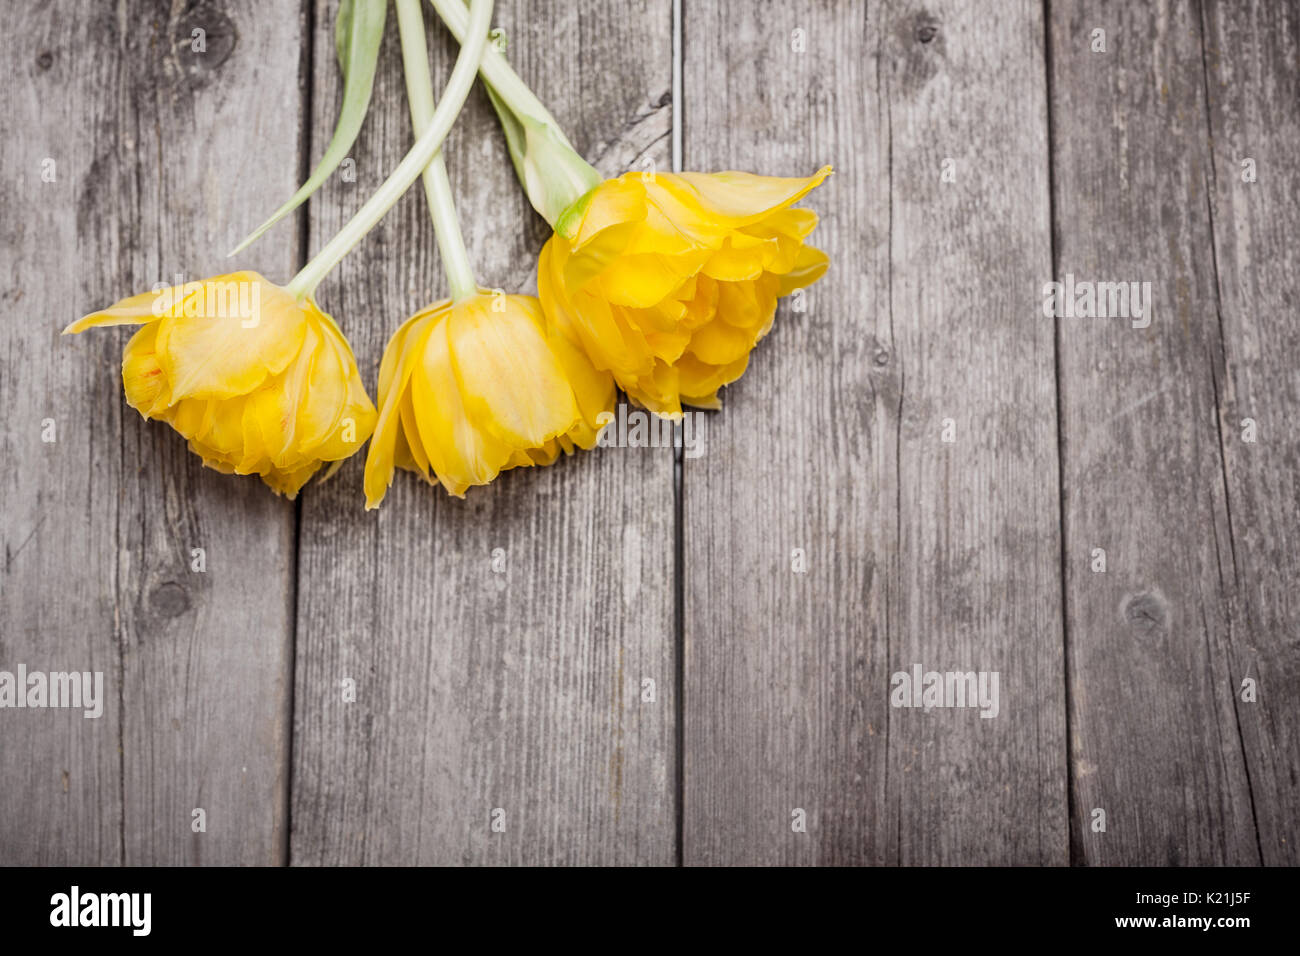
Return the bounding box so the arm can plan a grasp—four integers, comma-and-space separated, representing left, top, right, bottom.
363, 291, 614, 505
538, 167, 832, 418
64, 271, 377, 498
429, 0, 833, 418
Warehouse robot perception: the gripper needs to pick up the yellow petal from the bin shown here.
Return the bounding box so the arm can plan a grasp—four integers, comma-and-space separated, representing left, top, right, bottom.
121, 323, 170, 415
326, 368, 377, 461
687, 316, 757, 365
392, 418, 418, 473
543, 243, 651, 375
776, 244, 830, 296
742, 206, 820, 243
261, 460, 322, 499
595, 251, 709, 309
677, 351, 750, 407
569, 176, 647, 250
667, 166, 832, 226
154, 274, 307, 402
64, 285, 179, 334
557, 225, 640, 292
446, 295, 578, 447
624, 361, 683, 419
701, 235, 779, 282
187, 438, 238, 474
268, 321, 325, 467
169, 397, 213, 442
379, 305, 438, 397
292, 320, 344, 455
643, 326, 693, 365
201, 394, 250, 460
397, 384, 432, 478
364, 314, 435, 509
240, 385, 282, 472
528, 440, 563, 466
294, 314, 376, 462
411, 316, 515, 495
546, 315, 616, 438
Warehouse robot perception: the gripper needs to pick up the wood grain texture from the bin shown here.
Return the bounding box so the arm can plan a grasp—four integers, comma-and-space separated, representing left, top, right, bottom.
288, 0, 676, 865
1200, 0, 1300, 866
0, 0, 302, 864
682, 0, 1066, 864
1049, 0, 1259, 864
3, 0, 1298, 869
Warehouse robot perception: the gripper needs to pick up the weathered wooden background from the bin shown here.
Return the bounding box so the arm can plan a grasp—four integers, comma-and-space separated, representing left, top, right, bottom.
1, 0, 1296, 865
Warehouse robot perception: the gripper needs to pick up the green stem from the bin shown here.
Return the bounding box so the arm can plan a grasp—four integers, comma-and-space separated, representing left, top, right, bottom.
427, 0, 562, 133
395, 0, 477, 302
286, 0, 495, 301
427, 0, 599, 228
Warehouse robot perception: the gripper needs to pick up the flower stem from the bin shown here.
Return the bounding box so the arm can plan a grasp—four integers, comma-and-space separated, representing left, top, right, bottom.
427, 0, 599, 228
395, 0, 477, 302
427, 0, 562, 133
286, 0, 495, 301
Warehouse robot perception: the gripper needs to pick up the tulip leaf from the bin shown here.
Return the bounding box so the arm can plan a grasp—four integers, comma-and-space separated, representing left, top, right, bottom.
483, 82, 529, 189
229, 0, 387, 256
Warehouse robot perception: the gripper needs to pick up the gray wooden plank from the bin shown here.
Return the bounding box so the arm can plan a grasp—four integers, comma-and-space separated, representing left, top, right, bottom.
1200, 0, 1300, 866
289, 0, 676, 865
0, 5, 125, 862
0, 0, 303, 864
682, 0, 1066, 864
1049, 0, 1259, 864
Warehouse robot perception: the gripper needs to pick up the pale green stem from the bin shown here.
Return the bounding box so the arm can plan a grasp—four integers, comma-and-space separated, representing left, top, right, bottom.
286, 0, 495, 301
426, 0, 563, 133
395, 0, 477, 302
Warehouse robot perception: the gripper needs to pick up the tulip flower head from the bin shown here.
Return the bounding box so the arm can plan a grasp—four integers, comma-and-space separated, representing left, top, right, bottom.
363, 291, 614, 505
64, 272, 377, 497
540, 167, 832, 417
